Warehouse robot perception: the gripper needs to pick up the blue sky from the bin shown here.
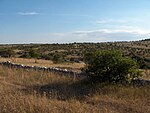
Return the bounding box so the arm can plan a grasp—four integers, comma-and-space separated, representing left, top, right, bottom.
0, 0, 150, 43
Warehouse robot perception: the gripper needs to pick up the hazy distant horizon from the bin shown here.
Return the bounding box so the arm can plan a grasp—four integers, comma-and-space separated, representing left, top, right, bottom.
1, 0, 150, 43
0, 38, 146, 45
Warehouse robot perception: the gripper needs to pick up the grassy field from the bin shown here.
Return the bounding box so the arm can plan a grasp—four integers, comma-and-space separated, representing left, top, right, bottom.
0, 65, 150, 113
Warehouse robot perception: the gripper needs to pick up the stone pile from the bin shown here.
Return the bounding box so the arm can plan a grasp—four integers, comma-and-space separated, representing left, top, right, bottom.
0, 61, 86, 78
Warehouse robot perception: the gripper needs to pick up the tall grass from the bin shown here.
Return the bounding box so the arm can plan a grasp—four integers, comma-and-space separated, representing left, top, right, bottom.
0, 66, 150, 113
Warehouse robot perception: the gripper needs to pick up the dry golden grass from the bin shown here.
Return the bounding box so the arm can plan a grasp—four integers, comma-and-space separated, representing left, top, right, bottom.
0, 65, 150, 113
142, 69, 150, 80
0, 57, 85, 72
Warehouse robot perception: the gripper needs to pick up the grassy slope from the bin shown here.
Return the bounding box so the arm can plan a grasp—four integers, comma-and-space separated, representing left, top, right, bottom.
0, 66, 150, 113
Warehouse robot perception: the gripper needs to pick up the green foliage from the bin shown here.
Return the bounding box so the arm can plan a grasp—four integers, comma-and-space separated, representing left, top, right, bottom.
52, 53, 64, 64
41, 54, 53, 60
83, 50, 142, 83
0, 40, 150, 67
0, 49, 15, 57
6, 49, 15, 57
21, 49, 40, 58
83, 52, 94, 64
29, 49, 40, 58
21, 52, 30, 58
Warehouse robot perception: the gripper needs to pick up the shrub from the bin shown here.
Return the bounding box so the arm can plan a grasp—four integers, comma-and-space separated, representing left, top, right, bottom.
29, 49, 40, 58
41, 54, 53, 60
0, 49, 15, 57
20, 49, 41, 58
83, 50, 142, 83
52, 53, 64, 63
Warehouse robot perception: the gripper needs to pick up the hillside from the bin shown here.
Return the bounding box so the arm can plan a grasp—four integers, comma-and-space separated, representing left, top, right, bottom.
0, 40, 150, 69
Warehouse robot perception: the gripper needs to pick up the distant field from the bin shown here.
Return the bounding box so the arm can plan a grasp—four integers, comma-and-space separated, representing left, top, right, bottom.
0, 66, 150, 113
0, 57, 85, 72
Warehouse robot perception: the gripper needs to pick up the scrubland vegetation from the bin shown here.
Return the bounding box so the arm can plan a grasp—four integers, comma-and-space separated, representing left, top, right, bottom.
83, 50, 142, 83
0, 39, 150, 113
0, 65, 150, 113
0, 39, 150, 69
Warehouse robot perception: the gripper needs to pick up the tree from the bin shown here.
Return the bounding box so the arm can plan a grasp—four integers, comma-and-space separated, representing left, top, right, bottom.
83, 50, 142, 83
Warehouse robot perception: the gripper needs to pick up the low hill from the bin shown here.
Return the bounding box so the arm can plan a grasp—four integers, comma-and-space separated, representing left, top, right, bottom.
0, 39, 150, 69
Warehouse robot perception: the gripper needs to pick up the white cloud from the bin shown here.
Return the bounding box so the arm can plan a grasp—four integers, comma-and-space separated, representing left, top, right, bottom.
72, 28, 150, 41
92, 18, 144, 24
1, 28, 150, 44
17, 12, 39, 16
93, 19, 127, 24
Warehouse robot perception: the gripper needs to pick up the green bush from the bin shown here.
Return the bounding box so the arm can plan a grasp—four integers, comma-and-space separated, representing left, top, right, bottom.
20, 49, 40, 58
83, 50, 142, 83
52, 53, 64, 64
29, 49, 40, 58
0, 49, 15, 57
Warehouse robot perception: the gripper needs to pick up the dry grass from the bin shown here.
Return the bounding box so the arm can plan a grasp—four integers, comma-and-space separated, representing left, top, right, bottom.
0, 65, 150, 113
0, 57, 85, 72
142, 69, 150, 80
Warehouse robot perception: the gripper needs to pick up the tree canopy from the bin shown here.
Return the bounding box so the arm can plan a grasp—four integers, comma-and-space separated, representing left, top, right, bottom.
83, 50, 142, 83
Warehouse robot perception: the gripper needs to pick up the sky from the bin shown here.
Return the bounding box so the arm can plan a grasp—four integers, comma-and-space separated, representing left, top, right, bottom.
0, 0, 150, 44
